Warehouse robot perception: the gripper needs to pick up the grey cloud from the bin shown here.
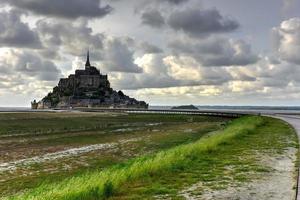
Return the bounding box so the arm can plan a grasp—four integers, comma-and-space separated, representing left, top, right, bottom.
35, 19, 142, 73
14, 51, 62, 81
168, 8, 239, 37
111, 54, 233, 90
111, 55, 183, 89
1, 0, 112, 19
0, 10, 41, 48
113, 73, 180, 90
227, 57, 300, 93
102, 38, 143, 73
169, 37, 258, 66
36, 19, 104, 58
0, 50, 62, 81
228, 69, 256, 82
136, 0, 189, 9
114, 69, 231, 90
256, 59, 300, 86
272, 18, 300, 65
0, 75, 26, 89
163, 0, 189, 4
38, 49, 62, 60
141, 10, 165, 28
139, 42, 163, 54
195, 67, 233, 86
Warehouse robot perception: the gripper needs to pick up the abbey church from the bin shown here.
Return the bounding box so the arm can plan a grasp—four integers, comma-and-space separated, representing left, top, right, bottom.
32, 52, 148, 109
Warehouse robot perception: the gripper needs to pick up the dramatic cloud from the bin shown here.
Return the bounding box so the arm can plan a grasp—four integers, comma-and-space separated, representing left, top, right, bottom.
272, 18, 300, 65
169, 37, 258, 66
111, 54, 186, 89
0, 10, 41, 48
164, 55, 233, 85
36, 19, 104, 58
168, 8, 239, 37
0, 49, 62, 82
141, 10, 165, 28
34, 19, 145, 73
111, 53, 234, 90
101, 37, 143, 73
112, 54, 192, 89
132, 56, 300, 105
1, 0, 112, 19
136, 86, 223, 101
1, 0, 300, 106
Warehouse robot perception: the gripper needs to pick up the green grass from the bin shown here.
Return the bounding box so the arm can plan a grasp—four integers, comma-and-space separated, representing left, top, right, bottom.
0, 113, 225, 196
6, 116, 265, 200
112, 116, 299, 199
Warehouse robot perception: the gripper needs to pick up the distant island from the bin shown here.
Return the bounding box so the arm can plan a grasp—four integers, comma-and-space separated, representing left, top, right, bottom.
171, 105, 199, 110
31, 51, 148, 109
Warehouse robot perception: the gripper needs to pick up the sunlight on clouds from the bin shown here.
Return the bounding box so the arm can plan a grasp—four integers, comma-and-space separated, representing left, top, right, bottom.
163, 56, 201, 80
135, 53, 167, 75
228, 81, 260, 93
137, 86, 222, 97
68, 56, 85, 76
135, 54, 157, 74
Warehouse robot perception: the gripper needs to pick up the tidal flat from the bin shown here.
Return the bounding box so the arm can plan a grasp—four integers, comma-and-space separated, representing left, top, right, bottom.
0, 112, 226, 196
0, 113, 298, 200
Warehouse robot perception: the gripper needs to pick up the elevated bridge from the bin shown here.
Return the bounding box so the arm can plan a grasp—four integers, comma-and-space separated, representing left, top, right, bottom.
75, 108, 255, 118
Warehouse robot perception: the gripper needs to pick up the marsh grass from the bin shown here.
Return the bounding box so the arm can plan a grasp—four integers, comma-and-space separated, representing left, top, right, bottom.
0, 113, 225, 137
6, 116, 264, 200
0, 116, 222, 196
113, 117, 298, 199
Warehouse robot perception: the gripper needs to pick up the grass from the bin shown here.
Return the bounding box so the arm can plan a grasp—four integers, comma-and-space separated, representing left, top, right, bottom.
0, 113, 226, 196
0, 113, 225, 136
5, 116, 266, 200
113, 116, 299, 199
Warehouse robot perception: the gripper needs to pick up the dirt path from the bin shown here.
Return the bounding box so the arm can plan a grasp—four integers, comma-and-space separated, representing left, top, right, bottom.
270, 114, 300, 200
176, 115, 299, 200
178, 147, 297, 200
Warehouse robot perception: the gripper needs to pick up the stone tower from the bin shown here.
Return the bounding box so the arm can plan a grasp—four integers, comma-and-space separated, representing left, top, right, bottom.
85, 50, 91, 69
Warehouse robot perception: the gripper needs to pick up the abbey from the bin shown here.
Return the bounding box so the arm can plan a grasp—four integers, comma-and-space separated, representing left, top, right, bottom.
32, 52, 148, 109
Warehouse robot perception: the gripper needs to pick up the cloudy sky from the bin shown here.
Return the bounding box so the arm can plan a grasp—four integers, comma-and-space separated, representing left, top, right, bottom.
0, 0, 300, 106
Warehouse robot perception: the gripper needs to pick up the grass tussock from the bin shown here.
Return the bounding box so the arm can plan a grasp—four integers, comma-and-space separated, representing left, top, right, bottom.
7, 116, 263, 200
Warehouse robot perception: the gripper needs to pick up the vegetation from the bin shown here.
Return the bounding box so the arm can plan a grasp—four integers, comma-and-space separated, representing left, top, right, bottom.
0, 113, 297, 199
5, 116, 273, 200
114, 116, 299, 199
0, 112, 226, 196
0, 112, 225, 136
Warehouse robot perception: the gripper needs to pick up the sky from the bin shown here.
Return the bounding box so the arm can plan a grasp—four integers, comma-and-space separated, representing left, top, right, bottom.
0, 0, 300, 106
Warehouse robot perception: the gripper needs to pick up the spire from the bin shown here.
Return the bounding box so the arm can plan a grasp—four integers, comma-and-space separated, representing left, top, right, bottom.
85, 50, 91, 67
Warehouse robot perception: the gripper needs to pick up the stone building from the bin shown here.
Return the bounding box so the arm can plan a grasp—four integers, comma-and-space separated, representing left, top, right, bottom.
33, 51, 148, 109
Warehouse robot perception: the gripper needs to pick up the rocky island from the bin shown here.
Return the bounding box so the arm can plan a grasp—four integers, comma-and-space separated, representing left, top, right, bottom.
171, 105, 199, 110
32, 52, 148, 109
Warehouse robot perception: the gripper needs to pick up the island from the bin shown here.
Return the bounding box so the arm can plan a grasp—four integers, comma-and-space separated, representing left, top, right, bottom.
31, 51, 148, 109
171, 105, 199, 110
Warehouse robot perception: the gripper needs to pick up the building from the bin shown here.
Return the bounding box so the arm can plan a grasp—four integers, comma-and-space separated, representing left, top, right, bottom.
34, 51, 148, 109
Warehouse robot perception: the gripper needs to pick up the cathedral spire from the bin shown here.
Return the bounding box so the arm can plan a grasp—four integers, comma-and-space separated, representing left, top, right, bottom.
85, 50, 91, 67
